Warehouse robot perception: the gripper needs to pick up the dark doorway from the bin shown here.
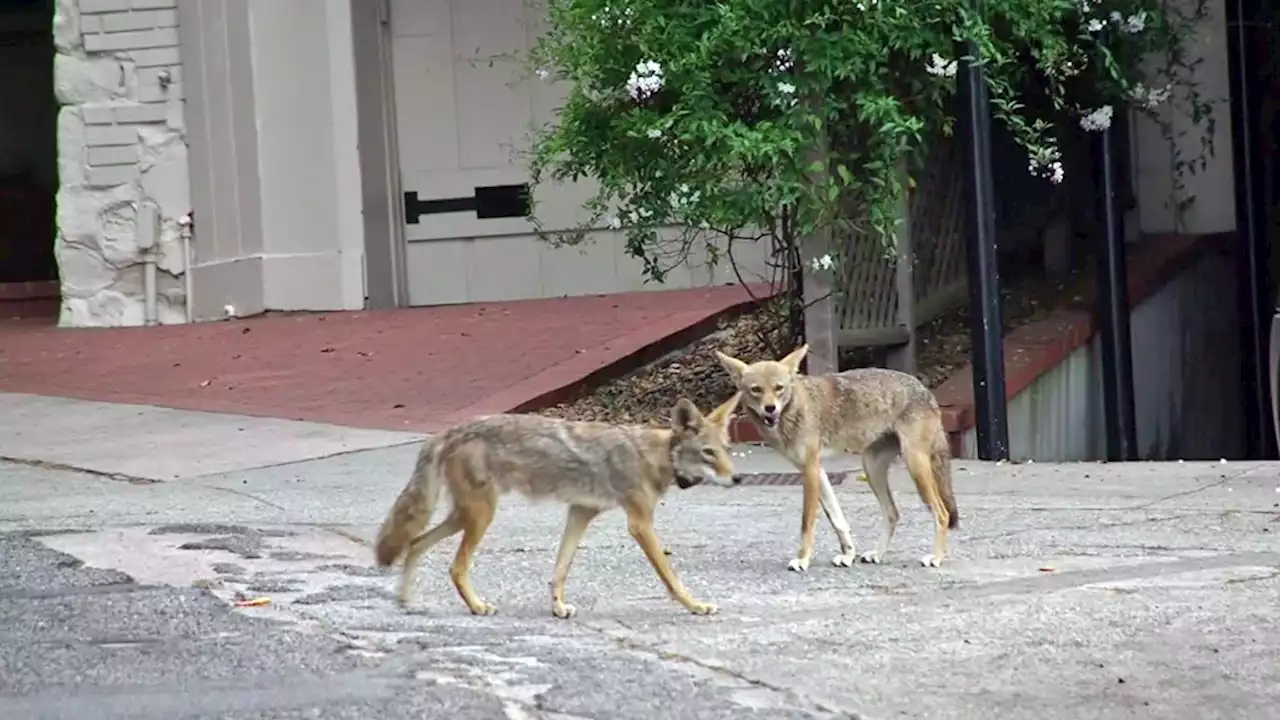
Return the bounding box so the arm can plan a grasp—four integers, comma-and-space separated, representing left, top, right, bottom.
0, 0, 57, 316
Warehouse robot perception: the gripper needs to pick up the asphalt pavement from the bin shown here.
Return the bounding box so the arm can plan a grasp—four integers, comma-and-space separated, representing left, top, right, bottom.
2, 396, 1279, 719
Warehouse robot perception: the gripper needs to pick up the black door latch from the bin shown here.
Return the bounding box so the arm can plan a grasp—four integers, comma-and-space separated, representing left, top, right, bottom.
403, 184, 530, 225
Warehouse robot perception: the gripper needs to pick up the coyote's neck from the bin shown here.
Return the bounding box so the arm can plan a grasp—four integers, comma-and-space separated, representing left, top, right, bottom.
633, 426, 679, 490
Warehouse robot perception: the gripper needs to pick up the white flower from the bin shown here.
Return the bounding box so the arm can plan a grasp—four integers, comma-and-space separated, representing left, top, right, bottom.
646, 128, 663, 138
926, 53, 957, 78
1120, 11, 1147, 33
592, 6, 633, 27
1075, 0, 1096, 11
1027, 145, 1065, 184
607, 216, 623, 230
626, 60, 664, 101
777, 81, 796, 95
855, 0, 878, 10
535, 68, 549, 80
774, 48, 794, 72
1131, 83, 1172, 108
668, 184, 701, 210
626, 206, 654, 225
223, 304, 236, 318
1079, 105, 1114, 132
1086, 18, 1105, 32
810, 253, 836, 272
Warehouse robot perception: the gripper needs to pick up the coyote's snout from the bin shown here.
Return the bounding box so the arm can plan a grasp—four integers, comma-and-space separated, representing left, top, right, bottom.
374, 394, 742, 619
715, 344, 958, 570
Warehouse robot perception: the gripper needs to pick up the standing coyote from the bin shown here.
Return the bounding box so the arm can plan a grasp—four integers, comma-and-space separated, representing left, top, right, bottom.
714, 344, 958, 570
374, 395, 742, 618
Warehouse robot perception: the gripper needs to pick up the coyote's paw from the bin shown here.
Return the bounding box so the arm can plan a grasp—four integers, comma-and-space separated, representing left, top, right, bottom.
688, 601, 719, 616
468, 601, 499, 616
552, 602, 577, 620
831, 552, 858, 568
787, 557, 811, 572
857, 550, 884, 565
919, 554, 944, 568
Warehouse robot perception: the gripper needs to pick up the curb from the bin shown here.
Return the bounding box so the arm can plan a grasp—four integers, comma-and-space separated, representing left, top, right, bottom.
446, 285, 778, 426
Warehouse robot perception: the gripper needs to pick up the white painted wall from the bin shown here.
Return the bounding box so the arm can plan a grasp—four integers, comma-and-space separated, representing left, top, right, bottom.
390, 0, 774, 306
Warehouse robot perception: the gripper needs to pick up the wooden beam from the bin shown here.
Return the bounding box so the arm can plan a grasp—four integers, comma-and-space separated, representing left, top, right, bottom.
886, 162, 918, 374
801, 112, 838, 375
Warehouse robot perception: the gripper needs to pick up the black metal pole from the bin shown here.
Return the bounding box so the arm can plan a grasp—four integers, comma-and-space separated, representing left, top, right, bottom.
1224, 0, 1275, 459
956, 34, 1010, 461
1095, 124, 1138, 461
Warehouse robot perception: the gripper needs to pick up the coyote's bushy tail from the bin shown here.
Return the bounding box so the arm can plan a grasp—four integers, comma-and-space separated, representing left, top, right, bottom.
374, 439, 443, 567
931, 433, 959, 529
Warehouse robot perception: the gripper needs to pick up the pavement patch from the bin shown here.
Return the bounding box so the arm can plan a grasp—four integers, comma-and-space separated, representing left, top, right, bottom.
150, 524, 295, 538
294, 584, 397, 606
178, 535, 267, 559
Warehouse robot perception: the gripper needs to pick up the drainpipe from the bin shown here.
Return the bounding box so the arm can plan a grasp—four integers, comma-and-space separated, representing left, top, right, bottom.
137, 205, 160, 327
179, 211, 194, 324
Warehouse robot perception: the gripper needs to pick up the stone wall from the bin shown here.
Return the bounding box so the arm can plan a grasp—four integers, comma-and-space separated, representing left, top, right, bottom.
53, 0, 189, 327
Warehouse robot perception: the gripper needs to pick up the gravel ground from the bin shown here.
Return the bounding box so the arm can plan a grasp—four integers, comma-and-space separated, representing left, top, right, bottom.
538, 297, 791, 425
539, 259, 1093, 425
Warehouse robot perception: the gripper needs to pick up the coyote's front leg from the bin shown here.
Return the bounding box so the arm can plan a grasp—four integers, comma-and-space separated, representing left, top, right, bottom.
625, 503, 718, 615
788, 451, 824, 572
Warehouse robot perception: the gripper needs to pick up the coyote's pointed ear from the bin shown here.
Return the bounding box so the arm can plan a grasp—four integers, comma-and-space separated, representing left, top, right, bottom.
670, 398, 704, 434
705, 392, 742, 430
714, 350, 749, 381
779, 344, 809, 374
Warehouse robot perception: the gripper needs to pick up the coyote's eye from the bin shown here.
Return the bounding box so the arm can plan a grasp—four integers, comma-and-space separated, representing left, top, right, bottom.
773, 384, 784, 393
700, 447, 717, 460
749, 385, 762, 394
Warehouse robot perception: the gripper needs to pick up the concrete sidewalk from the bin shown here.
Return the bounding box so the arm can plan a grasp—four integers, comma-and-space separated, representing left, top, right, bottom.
2, 396, 1279, 718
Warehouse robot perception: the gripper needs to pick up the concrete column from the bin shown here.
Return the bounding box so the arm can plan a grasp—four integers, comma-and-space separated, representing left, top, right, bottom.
178, 0, 368, 320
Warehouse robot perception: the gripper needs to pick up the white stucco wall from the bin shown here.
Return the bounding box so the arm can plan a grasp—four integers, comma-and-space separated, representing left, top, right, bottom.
53, 0, 189, 327
1131, 0, 1236, 235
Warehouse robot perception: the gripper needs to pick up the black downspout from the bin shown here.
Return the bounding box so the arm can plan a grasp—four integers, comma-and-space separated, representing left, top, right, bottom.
957, 28, 1010, 461
1224, 0, 1275, 459
1095, 124, 1138, 461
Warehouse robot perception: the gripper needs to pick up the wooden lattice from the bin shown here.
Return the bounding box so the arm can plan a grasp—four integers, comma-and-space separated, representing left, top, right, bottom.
836, 133, 968, 349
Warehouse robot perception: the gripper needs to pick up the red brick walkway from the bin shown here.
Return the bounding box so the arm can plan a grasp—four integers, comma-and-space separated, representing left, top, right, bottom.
0, 285, 765, 433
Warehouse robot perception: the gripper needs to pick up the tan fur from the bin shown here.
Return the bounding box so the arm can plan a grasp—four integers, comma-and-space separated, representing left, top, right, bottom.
714, 344, 958, 570
374, 394, 742, 618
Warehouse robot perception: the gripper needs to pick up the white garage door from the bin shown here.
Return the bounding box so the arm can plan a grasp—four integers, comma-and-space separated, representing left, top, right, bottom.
388, 0, 769, 305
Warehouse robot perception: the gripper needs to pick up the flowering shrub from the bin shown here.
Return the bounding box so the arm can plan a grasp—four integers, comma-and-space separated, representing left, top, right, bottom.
522, 0, 1213, 340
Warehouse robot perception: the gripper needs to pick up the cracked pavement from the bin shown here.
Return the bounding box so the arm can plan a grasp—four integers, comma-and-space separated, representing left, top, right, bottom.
3, 431, 1280, 718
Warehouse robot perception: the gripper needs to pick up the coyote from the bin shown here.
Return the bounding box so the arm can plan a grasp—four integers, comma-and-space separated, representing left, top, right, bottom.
374, 395, 742, 618
714, 344, 958, 570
